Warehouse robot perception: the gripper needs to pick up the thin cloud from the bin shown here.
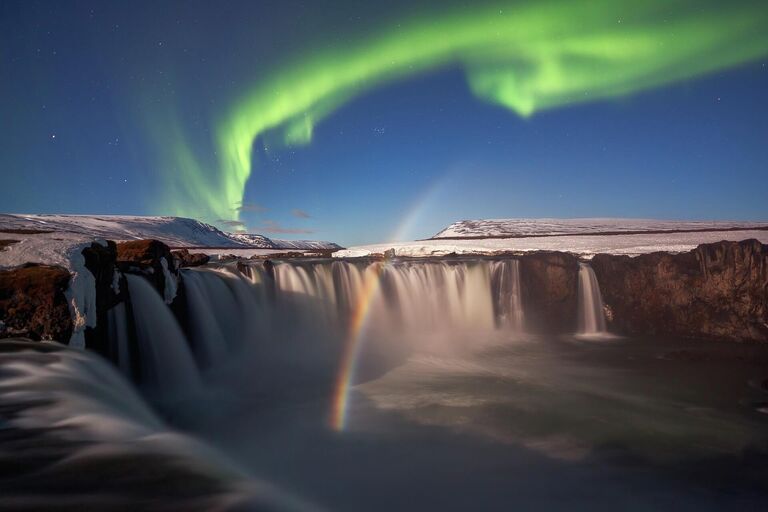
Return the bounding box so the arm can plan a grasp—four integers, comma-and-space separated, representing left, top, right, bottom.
259, 220, 314, 234
233, 201, 268, 213
291, 208, 311, 219
218, 219, 247, 228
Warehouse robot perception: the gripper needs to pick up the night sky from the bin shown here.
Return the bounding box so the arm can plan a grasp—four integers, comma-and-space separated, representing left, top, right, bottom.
2, 0, 767, 246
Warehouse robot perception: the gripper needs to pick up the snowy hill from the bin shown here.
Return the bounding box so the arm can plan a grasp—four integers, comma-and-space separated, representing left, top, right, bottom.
0, 214, 341, 250
335, 218, 768, 258
432, 218, 768, 239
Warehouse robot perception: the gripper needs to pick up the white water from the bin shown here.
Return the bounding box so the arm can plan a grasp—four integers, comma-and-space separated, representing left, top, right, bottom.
491, 259, 524, 331
0, 340, 311, 510
243, 259, 526, 340
577, 263, 608, 337
125, 274, 201, 393
106, 301, 132, 378
182, 267, 271, 369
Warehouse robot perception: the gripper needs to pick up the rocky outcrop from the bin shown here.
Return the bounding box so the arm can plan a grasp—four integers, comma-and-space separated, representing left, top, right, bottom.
81, 241, 125, 355
591, 239, 768, 342
0, 264, 72, 341
116, 240, 177, 298
518, 252, 579, 334
172, 248, 210, 268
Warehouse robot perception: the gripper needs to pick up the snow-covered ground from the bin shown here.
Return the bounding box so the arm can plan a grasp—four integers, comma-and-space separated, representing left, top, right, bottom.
0, 214, 341, 249
336, 229, 768, 258
0, 230, 102, 347
433, 218, 768, 239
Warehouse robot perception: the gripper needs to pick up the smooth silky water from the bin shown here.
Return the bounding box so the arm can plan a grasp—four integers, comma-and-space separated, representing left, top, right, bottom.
3, 258, 767, 510
175, 259, 768, 511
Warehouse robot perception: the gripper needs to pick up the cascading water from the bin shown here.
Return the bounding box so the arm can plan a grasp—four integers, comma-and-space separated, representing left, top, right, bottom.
124, 274, 201, 393
181, 267, 269, 369
106, 301, 132, 378
106, 259, 531, 404
0, 340, 308, 510
244, 259, 526, 338
491, 259, 525, 331
577, 262, 608, 337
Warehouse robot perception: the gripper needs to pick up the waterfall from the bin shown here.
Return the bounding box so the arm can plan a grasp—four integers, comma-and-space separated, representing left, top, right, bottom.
106, 301, 132, 378
241, 259, 526, 337
577, 263, 608, 337
113, 259, 529, 394
491, 259, 524, 331
181, 267, 270, 368
0, 341, 296, 509
125, 274, 201, 393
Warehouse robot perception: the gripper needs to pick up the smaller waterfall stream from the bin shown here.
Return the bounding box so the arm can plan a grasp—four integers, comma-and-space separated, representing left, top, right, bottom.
491, 259, 524, 331
577, 263, 608, 337
106, 301, 132, 378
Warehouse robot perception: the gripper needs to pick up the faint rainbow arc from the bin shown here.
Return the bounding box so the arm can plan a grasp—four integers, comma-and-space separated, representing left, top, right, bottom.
328, 180, 444, 431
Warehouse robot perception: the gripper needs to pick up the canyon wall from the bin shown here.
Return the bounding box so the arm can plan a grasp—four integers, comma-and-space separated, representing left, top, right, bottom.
591, 239, 768, 342
1, 239, 766, 347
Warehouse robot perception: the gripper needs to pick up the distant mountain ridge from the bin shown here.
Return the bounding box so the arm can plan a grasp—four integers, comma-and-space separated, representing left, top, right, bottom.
432, 218, 768, 239
0, 214, 342, 250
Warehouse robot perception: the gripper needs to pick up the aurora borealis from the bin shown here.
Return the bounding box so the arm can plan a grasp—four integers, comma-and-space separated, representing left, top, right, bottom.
2, 0, 768, 244
214, 0, 768, 223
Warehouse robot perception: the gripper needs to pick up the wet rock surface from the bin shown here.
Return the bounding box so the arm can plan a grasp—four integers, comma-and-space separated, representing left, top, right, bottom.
116, 239, 177, 296
591, 239, 768, 342
519, 251, 579, 334
0, 264, 72, 341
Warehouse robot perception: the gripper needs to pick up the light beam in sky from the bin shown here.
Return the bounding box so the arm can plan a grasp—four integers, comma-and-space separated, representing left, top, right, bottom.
161, 0, 768, 221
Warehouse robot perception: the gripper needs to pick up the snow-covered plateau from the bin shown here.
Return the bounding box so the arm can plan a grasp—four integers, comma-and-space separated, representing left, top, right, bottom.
433, 218, 768, 239
336, 218, 768, 258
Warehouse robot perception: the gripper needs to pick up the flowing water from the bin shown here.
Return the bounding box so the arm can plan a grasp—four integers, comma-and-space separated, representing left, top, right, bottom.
577, 262, 609, 338
3, 258, 768, 511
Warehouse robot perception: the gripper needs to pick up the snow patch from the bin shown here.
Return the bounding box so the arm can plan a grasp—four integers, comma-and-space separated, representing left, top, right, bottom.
0, 232, 104, 347
111, 269, 121, 294
63, 242, 99, 348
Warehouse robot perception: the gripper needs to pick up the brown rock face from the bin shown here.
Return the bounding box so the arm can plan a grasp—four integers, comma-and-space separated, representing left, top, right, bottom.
519, 252, 579, 334
590, 239, 768, 342
0, 264, 72, 341
172, 249, 210, 268
116, 239, 176, 295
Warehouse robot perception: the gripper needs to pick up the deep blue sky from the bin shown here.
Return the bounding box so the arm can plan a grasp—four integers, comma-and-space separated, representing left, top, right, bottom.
2, 0, 767, 246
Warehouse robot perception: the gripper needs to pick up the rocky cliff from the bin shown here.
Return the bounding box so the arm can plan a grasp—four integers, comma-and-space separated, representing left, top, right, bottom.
518, 251, 579, 334
0, 264, 72, 341
1, 238, 766, 349
591, 239, 768, 342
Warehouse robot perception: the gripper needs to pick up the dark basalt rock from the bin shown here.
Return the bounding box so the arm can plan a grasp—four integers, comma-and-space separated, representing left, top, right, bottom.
0, 264, 72, 341
518, 251, 580, 334
81, 241, 124, 355
116, 239, 176, 296
172, 248, 210, 268
591, 239, 768, 342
